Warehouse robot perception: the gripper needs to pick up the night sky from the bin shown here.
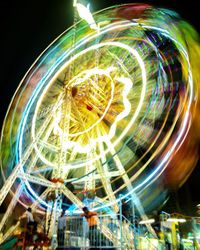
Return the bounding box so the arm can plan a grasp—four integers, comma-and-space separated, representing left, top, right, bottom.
0, 0, 199, 215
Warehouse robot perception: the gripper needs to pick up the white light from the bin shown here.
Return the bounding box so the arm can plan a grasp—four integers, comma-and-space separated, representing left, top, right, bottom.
188, 236, 200, 240
139, 219, 155, 224
167, 218, 186, 223
75, 3, 98, 30
182, 239, 193, 243
73, 0, 77, 7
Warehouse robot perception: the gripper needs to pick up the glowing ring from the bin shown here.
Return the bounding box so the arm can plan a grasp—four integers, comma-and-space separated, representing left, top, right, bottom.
31, 41, 146, 167
18, 23, 192, 209
1, 4, 197, 212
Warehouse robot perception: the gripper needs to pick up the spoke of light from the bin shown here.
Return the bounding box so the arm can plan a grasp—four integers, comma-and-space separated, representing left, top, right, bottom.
97, 127, 119, 212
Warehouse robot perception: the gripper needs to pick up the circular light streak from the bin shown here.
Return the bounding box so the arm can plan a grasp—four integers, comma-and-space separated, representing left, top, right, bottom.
31, 41, 147, 167
0, 4, 199, 212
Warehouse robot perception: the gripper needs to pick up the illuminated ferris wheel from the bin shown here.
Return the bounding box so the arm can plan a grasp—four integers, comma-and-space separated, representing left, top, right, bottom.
0, 1, 199, 244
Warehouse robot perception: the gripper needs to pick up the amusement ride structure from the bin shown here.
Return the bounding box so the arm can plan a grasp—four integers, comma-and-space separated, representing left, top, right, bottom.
0, 1, 199, 248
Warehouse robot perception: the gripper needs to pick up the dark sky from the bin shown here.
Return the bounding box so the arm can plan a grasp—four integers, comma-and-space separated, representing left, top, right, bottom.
0, 0, 199, 215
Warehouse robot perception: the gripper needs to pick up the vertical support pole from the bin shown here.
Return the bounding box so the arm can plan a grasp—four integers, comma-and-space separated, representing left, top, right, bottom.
83, 215, 86, 249
159, 213, 165, 249
119, 194, 123, 250
171, 221, 177, 250
192, 218, 198, 250
132, 203, 137, 249
100, 211, 102, 249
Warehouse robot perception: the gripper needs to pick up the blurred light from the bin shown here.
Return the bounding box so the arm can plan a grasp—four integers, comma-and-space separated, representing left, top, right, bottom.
75, 2, 98, 30
167, 218, 186, 223
188, 236, 200, 239
139, 218, 155, 224
182, 239, 193, 243
73, 0, 77, 6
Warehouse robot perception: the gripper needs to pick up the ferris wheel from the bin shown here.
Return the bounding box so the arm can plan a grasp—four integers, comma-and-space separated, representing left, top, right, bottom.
0, 1, 199, 244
